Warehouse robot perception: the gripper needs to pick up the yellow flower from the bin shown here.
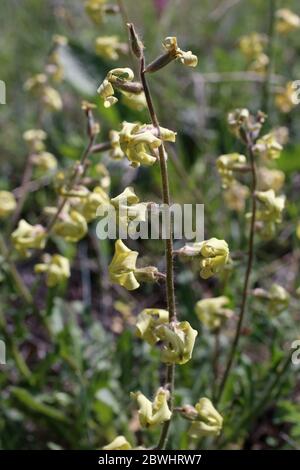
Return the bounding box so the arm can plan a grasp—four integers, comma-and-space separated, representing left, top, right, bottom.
239, 33, 267, 60
131, 388, 171, 428
224, 182, 249, 212
110, 186, 148, 230
34, 254, 70, 287
136, 308, 169, 345
102, 436, 132, 450
11, 219, 46, 257
216, 153, 247, 188
53, 210, 88, 242
42, 86, 63, 112
31, 152, 57, 174
119, 122, 160, 167
157, 321, 198, 365
195, 296, 233, 330
97, 68, 135, 108
254, 133, 283, 160
227, 108, 250, 137
163, 37, 198, 67
257, 167, 285, 192
23, 129, 47, 153
0, 191, 17, 218
275, 82, 298, 113
95, 36, 127, 61
249, 53, 269, 74
276, 9, 300, 34
268, 284, 290, 316
199, 238, 230, 279
177, 238, 230, 278
24, 74, 62, 112
190, 398, 223, 438
108, 239, 139, 290
109, 130, 125, 160
93, 163, 111, 190
74, 186, 110, 222
254, 190, 285, 240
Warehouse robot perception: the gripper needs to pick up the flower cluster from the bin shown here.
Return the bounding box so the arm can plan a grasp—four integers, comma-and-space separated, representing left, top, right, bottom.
238, 33, 269, 74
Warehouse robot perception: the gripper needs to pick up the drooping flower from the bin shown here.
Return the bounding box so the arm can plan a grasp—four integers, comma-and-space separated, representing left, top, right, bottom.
176, 238, 230, 279
119, 122, 160, 167
109, 130, 125, 160
238, 33, 267, 60
110, 186, 148, 230
34, 254, 70, 287
0, 191, 17, 218
102, 436, 132, 450
275, 82, 299, 113
97, 68, 136, 108
85, 0, 110, 24
254, 189, 285, 240
156, 321, 198, 365
275, 9, 300, 34
23, 129, 47, 153
189, 398, 223, 438
253, 283, 290, 316
198, 238, 230, 279
118, 122, 176, 167
195, 296, 233, 330
53, 210, 88, 242
121, 91, 147, 111
95, 36, 127, 60
31, 151, 57, 175
162, 36, 198, 67
108, 239, 139, 290
136, 308, 169, 345
24, 74, 62, 112
11, 219, 46, 257
216, 153, 247, 188
131, 388, 171, 428
73, 186, 110, 222
254, 133, 283, 160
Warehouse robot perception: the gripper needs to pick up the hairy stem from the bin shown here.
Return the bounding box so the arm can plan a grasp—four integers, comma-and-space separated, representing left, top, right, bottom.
216, 138, 257, 403
139, 51, 177, 450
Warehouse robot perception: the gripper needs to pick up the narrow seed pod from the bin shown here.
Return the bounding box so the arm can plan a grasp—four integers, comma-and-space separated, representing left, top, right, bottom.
113, 78, 143, 94
144, 52, 176, 73
127, 23, 144, 59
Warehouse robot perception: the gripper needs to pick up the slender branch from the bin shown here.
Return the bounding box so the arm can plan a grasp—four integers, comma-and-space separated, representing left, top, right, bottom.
138, 42, 177, 450
46, 130, 96, 234
216, 136, 257, 403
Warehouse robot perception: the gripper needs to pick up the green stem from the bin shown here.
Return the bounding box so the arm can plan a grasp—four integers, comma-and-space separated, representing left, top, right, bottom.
216, 138, 257, 403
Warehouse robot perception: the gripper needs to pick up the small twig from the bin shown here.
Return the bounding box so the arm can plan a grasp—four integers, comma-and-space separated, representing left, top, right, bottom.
216, 134, 257, 403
